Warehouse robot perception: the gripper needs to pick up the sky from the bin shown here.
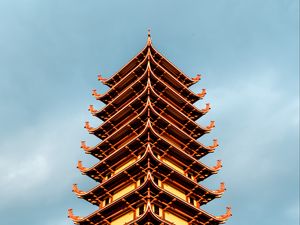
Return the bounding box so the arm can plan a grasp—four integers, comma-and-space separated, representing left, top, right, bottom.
0, 0, 299, 225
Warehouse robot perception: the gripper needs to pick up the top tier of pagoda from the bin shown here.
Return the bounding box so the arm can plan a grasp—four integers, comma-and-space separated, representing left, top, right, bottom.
68, 31, 231, 225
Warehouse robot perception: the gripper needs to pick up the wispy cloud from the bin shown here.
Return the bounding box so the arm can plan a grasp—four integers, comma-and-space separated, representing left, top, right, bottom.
0, 0, 298, 225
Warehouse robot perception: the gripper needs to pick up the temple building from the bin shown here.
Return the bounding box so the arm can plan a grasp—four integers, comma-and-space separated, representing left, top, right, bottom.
68, 31, 232, 225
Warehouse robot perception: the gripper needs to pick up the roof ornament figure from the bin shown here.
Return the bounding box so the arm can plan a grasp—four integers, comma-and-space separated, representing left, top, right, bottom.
192, 74, 202, 82
72, 184, 86, 195
212, 160, 223, 171
216, 207, 232, 220
200, 103, 211, 114
97, 74, 107, 83
206, 120, 216, 131
77, 160, 88, 173
80, 141, 91, 151
68, 209, 82, 221
197, 88, 207, 99
92, 89, 102, 98
213, 182, 226, 195
209, 139, 219, 149
84, 121, 93, 132
88, 105, 97, 114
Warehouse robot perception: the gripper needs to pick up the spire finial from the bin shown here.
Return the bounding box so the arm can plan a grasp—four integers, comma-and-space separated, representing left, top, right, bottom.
147, 28, 152, 46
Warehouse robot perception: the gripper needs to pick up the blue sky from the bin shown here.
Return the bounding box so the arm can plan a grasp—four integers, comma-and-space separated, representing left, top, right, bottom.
0, 0, 299, 224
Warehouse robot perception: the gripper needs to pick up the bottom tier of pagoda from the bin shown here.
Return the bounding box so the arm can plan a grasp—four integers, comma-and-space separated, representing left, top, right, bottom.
69, 172, 231, 225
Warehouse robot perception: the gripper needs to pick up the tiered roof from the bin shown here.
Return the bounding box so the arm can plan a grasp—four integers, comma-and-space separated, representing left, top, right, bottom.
69, 31, 231, 225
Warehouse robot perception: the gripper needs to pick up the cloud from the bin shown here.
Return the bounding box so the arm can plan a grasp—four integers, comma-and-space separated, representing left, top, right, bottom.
0, 154, 49, 201
0, 107, 95, 223
198, 67, 299, 224
0, 0, 298, 225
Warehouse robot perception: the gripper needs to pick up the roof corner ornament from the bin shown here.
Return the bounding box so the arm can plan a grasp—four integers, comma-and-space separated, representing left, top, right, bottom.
72, 184, 86, 195
206, 120, 215, 131
88, 105, 97, 114
92, 89, 102, 98
216, 206, 232, 220
209, 139, 219, 149
80, 141, 91, 151
200, 103, 211, 114
84, 121, 93, 132
197, 88, 207, 99
97, 74, 107, 83
192, 74, 202, 82
147, 28, 152, 46
77, 160, 88, 173
212, 160, 222, 171
68, 209, 82, 221
213, 182, 226, 195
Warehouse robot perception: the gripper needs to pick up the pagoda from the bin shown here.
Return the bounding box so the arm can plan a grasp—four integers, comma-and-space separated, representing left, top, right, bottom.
68, 31, 232, 225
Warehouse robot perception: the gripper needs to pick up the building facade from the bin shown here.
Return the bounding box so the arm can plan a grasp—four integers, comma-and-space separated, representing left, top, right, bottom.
68, 32, 232, 225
